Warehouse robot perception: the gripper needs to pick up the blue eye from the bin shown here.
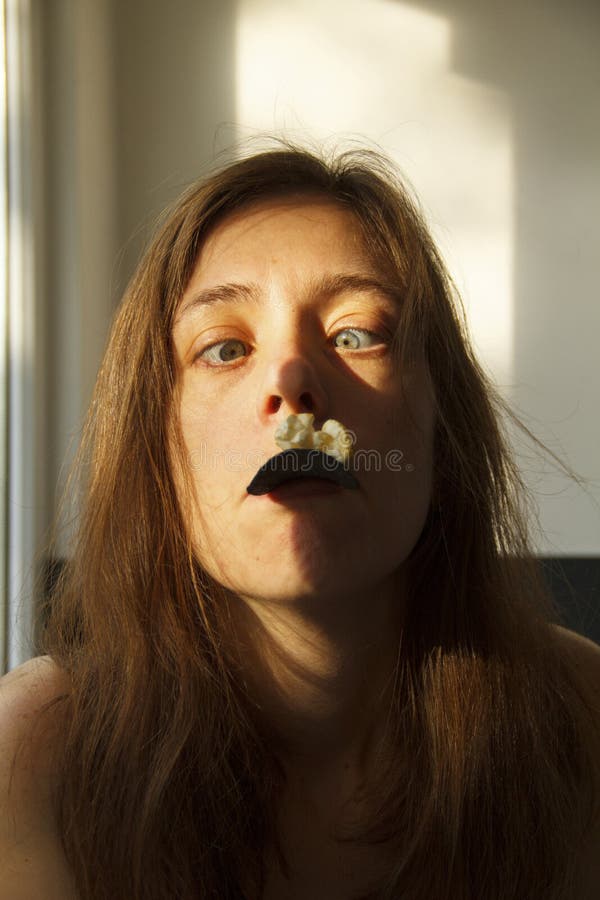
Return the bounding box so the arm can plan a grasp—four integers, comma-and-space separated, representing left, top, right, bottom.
199, 339, 247, 364
333, 328, 380, 350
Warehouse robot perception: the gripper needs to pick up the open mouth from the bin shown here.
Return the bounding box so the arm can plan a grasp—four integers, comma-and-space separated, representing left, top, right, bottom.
246, 448, 360, 496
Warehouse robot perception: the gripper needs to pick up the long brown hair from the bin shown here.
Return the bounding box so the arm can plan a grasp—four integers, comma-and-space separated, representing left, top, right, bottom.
41, 141, 599, 899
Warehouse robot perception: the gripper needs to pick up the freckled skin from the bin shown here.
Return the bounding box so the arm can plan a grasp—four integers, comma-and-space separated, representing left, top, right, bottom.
172, 197, 435, 615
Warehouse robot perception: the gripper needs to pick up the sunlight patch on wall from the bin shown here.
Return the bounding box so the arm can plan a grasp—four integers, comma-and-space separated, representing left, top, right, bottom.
234, 0, 514, 386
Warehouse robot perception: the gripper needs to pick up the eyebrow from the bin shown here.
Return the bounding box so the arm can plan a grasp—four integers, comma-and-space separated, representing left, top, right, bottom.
177, 281, 259, 321
175, 272, 401, 324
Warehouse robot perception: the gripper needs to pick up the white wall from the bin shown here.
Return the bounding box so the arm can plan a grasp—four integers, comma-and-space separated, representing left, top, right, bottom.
42, 0, 600, 556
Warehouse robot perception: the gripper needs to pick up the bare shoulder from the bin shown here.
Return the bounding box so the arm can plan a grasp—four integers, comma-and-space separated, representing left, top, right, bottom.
0, 653, 70, 720
0, 655, 71, 792
0, 656, 78, 899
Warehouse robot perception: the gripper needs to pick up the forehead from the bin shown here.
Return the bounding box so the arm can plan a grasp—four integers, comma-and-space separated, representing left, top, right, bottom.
193, 194, 375, 284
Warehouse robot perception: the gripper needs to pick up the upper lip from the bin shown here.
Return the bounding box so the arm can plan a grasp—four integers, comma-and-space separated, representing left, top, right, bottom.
246, 448, 359, 496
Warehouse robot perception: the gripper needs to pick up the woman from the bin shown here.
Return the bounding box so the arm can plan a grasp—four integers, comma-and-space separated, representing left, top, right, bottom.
1, 143, 599, 900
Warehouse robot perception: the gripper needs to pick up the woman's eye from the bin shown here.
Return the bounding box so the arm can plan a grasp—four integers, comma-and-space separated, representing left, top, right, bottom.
332, 328, 382, 350
198, 339, 248, 365
195, 328, 384, 366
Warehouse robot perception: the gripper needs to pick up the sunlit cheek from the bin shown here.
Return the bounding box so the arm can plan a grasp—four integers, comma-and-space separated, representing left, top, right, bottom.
180, 417, 254, 515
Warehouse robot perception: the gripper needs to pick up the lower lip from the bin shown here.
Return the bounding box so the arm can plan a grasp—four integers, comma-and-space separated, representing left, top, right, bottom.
267, 478, 344, 501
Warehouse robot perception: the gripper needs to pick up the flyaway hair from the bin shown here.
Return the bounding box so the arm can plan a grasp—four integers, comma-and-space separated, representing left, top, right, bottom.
41, 141, 600, 899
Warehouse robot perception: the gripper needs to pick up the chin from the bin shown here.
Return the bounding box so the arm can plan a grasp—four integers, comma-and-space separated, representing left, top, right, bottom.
230, 568, 345, 607
232, 558, 398, 610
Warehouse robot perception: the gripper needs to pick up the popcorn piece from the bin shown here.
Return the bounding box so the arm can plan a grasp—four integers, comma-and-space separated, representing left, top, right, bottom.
320, 419, 354, 462
274, 413, 315, 450
312, 429, 334, 454
274, 413, 354, 463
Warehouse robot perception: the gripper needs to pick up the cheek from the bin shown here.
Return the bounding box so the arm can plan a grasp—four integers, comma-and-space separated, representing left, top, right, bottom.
363, 458, 432, 580
375, 444, 433, 523
179, 390, 236, 489
365, 385, 434, 547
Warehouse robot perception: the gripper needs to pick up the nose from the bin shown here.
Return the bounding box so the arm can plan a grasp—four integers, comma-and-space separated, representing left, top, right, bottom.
257, 348, 329, 425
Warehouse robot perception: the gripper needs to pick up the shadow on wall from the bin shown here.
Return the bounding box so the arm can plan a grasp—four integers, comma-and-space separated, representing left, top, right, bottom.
409, 0, 599, 426
400, 0, 600, 562
112, 0, 238, 297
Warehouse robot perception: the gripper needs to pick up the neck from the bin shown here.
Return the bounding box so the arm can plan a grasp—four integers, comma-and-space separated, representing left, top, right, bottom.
226, 576, 404, 780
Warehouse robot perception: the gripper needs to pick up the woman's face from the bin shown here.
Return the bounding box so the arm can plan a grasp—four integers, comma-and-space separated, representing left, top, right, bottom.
171, 195, 435, 608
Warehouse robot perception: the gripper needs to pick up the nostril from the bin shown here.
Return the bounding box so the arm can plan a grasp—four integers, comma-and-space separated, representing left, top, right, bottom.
267, 396, 282, 414
299, 392, 314, 412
